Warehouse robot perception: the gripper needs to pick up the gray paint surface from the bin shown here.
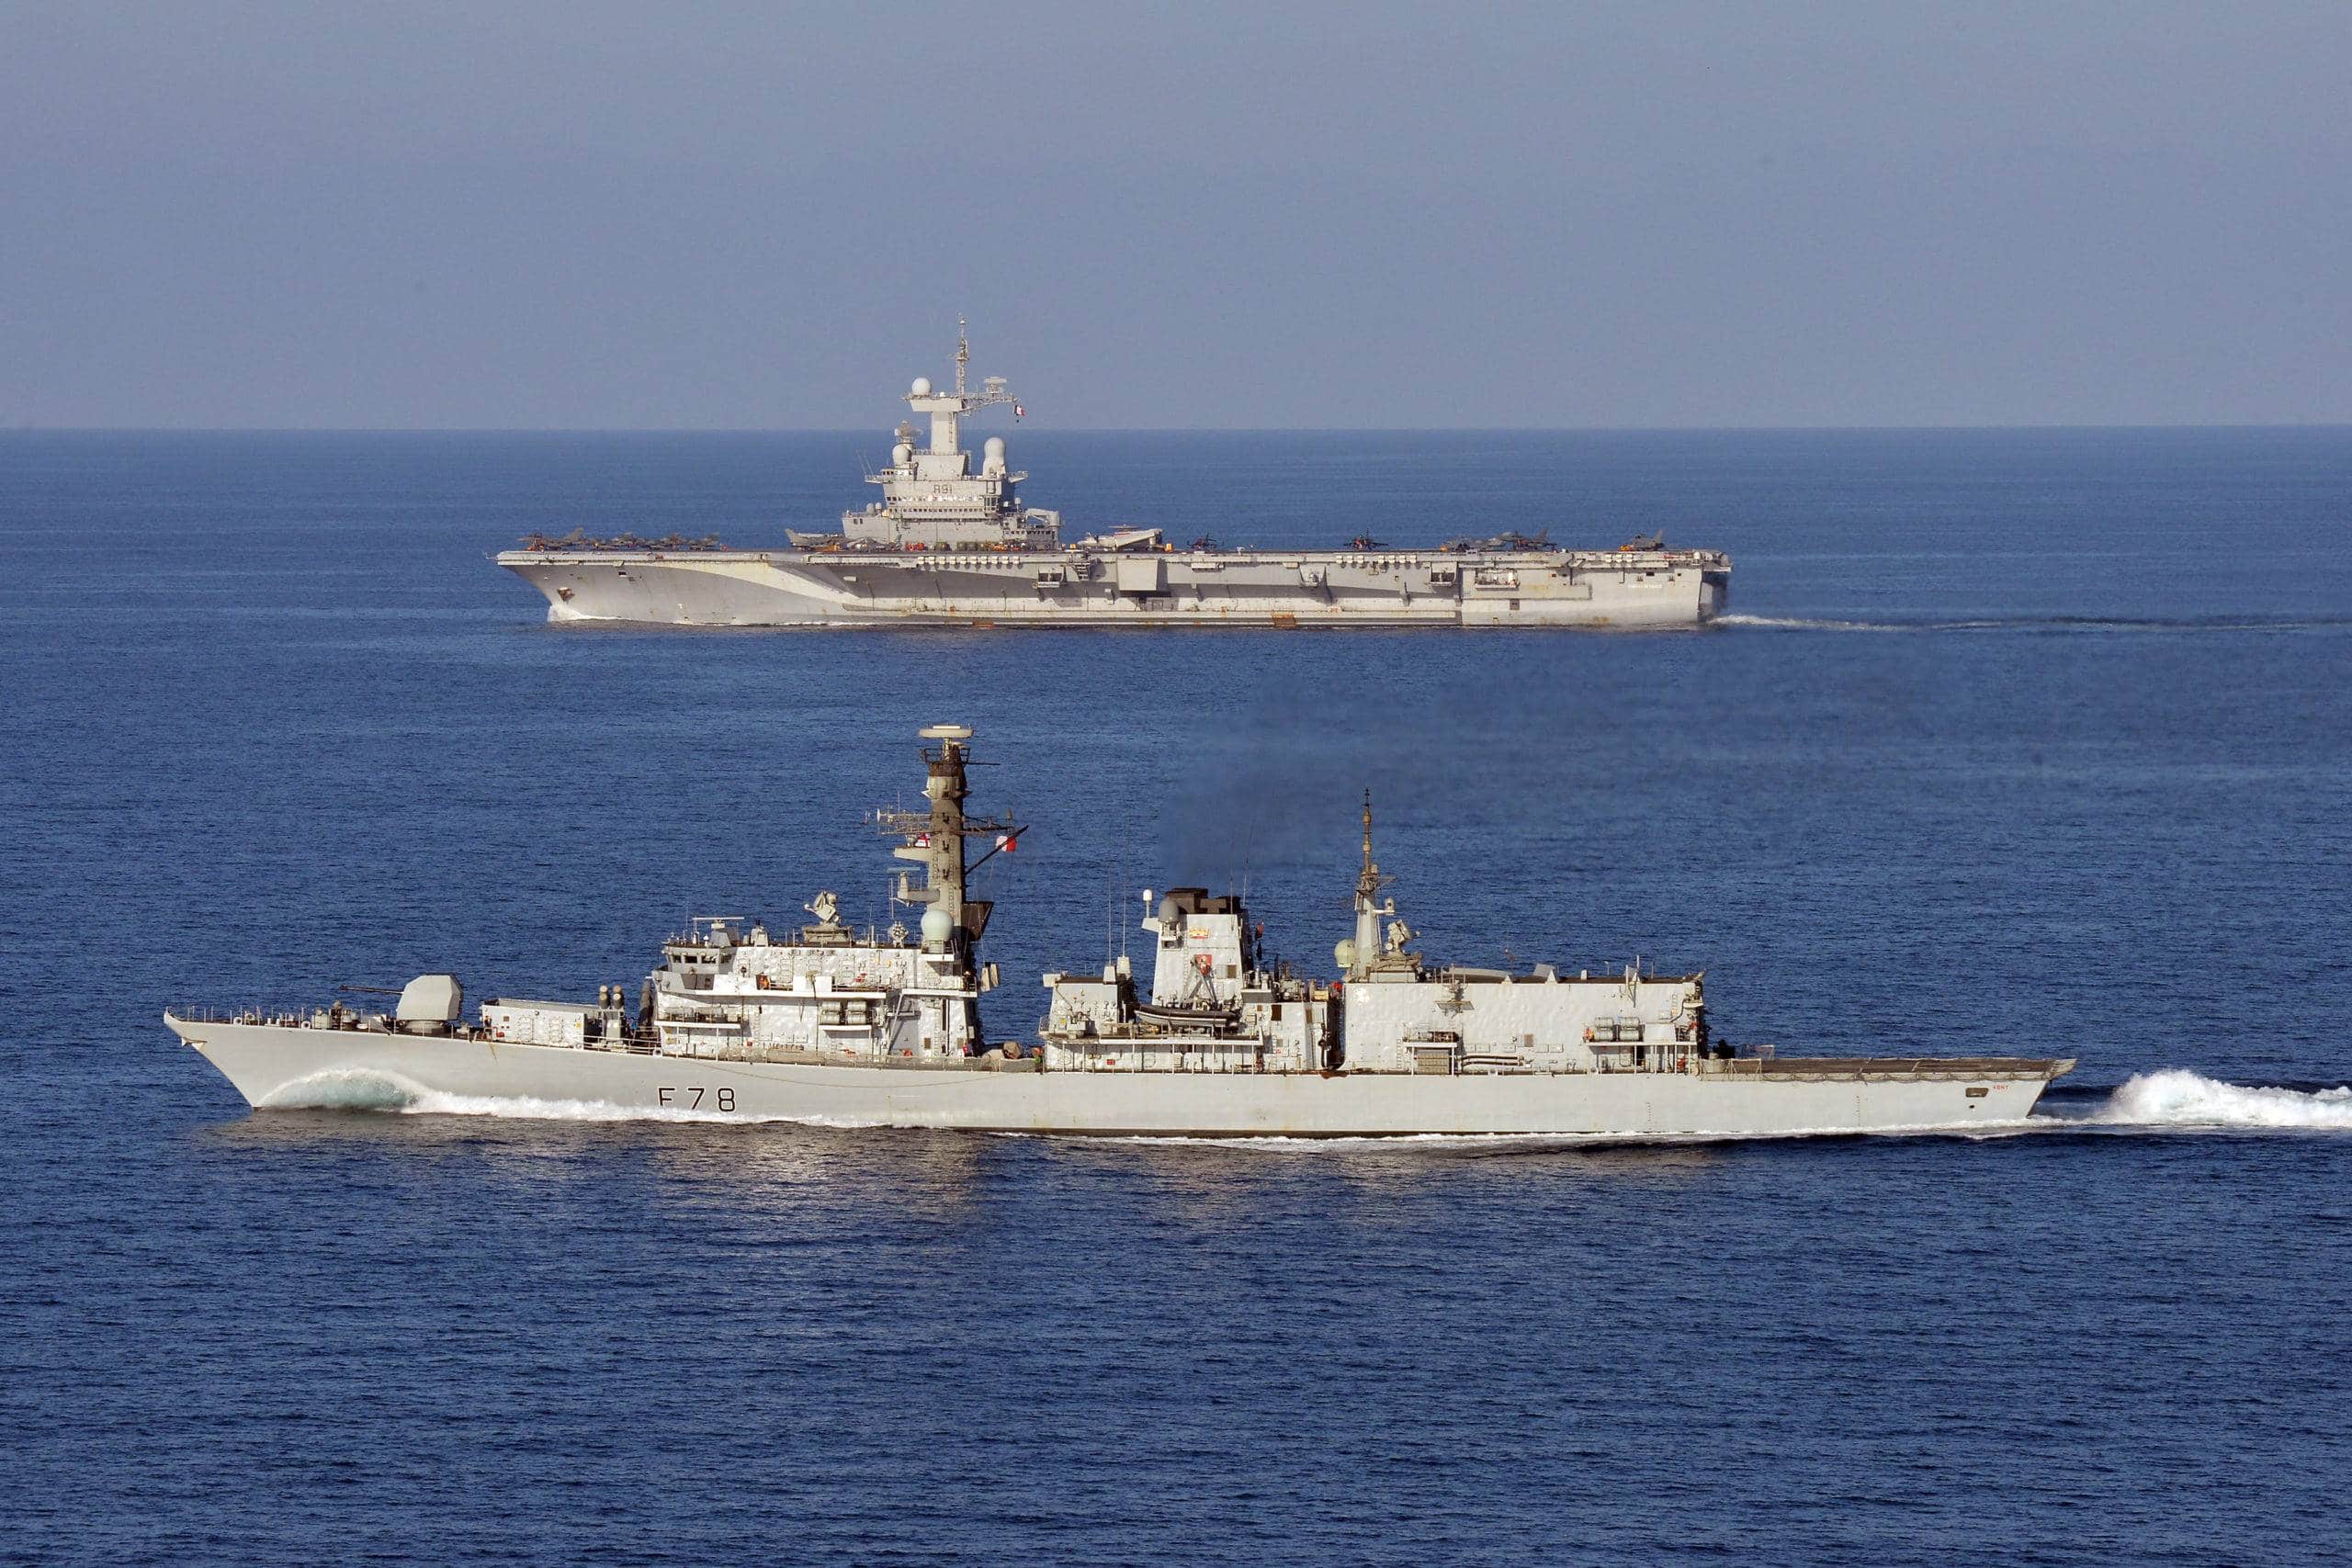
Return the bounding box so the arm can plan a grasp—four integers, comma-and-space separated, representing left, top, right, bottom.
498, 342, 1731, 626
161, 1016, 2067, 1137
164, 728, 2071, 1136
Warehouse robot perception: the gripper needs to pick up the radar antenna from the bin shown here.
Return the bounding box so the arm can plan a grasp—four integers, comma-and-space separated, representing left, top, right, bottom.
1355, 790, 1392, 902
1345, 789, 1399, 980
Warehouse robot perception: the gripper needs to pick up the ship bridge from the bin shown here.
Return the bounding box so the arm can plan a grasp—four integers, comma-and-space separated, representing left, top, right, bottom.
833, 321, 1062, 549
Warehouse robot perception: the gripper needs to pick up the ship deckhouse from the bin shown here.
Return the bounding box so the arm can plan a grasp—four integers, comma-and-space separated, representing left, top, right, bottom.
484, 725, 1016, 1065
824, 322, 1063, 550
1039, 794, 1713, 1079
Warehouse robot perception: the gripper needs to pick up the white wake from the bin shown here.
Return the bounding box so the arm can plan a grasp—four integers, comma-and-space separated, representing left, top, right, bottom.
256, 1068, 870, 1126
405, 1089, 771, 1123
1718, 614, 2347, 636
2087, 1069, 2352, 1131
255, 1066, 2352, 1139
1714, 613, 1902, 632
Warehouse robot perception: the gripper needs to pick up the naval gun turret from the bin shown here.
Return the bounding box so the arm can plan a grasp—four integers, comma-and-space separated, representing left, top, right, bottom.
394, 975, 463, 1035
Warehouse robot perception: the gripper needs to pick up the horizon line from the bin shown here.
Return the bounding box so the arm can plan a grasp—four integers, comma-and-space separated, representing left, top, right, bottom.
5, 421, 2349, 436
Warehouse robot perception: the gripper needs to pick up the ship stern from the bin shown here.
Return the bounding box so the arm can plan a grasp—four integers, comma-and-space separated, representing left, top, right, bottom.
1699, 561, 1731, 623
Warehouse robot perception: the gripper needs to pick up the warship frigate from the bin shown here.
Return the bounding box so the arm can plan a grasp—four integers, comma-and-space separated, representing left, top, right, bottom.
497, 328, 1731, 628
166, 727, 2071, 1137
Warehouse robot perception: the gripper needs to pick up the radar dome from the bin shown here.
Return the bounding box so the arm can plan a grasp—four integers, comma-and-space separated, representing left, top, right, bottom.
983, 436, 1005, 459
891, 442, 911, 466
1156, 895, 1182, 925
1334, 939, 1357, 970
921, 906, 956, 946
910, 376, 933, 396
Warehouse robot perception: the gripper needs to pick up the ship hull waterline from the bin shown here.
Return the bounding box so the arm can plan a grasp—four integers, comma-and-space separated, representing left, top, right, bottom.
498, 552, 1730, 630
167, 1016, 2064, 1139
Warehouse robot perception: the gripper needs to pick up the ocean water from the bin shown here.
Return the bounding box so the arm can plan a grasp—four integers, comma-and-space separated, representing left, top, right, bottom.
3, 427, 2348, 1565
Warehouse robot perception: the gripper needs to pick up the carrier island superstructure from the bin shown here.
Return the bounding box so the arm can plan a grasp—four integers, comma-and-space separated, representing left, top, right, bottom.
497, 331, 1731, 629
166, 728, 2071, 1137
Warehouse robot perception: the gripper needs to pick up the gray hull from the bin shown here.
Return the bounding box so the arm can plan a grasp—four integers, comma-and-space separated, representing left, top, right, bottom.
497, 547, 1730, 629
167, 1016, 2064, 1138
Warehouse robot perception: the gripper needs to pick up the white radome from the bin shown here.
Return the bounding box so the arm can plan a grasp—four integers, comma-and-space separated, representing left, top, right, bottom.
910, 376, 933, 396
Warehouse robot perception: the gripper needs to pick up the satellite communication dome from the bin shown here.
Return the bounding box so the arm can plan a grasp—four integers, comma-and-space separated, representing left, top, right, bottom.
891, 442, 911, 466
921, 906, 956, 946
1334, 939, 1357, 970
983, 436, 1005, 459
1156, 896, 1182, 925
910, 376, 933, 396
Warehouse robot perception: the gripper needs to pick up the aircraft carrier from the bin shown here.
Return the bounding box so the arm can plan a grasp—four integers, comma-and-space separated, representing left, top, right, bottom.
165, 726, 2071, 1137
497, 330, 1732, 628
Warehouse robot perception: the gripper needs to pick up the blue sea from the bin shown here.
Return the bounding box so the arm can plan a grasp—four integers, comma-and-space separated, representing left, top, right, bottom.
4, 427, 2349, 1565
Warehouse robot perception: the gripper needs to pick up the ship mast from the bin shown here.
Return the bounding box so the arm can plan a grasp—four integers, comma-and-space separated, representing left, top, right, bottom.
1349, 790, 1391, 980
880, 724, 1021, 993
905, 319, 1016, 464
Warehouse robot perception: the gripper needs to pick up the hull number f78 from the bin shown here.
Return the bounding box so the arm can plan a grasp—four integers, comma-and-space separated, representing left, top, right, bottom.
658, 1087, 736, 1111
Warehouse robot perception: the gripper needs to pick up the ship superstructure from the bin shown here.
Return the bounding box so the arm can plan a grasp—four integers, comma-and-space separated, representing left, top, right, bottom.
463, 725, 1014, 1068
498, 327, 1731, 628
166, 728, 2070, 1137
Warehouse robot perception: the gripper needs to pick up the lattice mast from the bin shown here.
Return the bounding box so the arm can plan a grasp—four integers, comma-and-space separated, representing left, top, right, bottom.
879, 725, 1019, 982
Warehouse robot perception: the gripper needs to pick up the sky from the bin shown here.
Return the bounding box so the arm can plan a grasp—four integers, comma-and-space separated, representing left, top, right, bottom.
2, 1, 2346, 428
